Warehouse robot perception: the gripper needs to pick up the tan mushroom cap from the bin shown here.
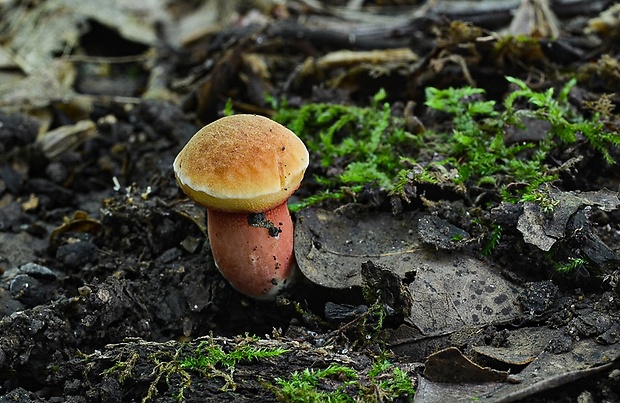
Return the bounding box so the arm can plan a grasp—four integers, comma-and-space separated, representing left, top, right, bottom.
173, 114, 309, 213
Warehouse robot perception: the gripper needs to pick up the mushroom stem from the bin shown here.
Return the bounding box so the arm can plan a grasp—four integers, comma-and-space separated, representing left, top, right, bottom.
207, 202, 297, 300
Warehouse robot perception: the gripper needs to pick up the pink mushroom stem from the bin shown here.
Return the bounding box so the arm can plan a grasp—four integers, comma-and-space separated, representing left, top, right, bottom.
207, 202, 296, 299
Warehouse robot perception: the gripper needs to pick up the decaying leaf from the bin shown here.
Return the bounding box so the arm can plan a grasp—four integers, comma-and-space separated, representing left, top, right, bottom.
472, 326, 559, 366
49, 210, 102, 254
171, 200, 208, 237
517, 187, 620, 252
361, 260, 413, 318
36, 119, 97, 160
478, 338, 620, 402
0, 0, 165, 110
424, 347, 509, 383
295, 208, 524, 339
295, 48, 418, 90
417, 215, 470, 250
416, 336, 620, 403
0, 60, 78, 109
415, 376, 499, 403
166, 0, 249, 47
405, 251, 523, 337
0, 0, 163, 73
294, 208, 421, 289
506, 0, 560, 38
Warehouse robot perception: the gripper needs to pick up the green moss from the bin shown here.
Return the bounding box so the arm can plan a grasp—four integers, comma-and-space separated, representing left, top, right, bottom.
178, 338, 288, 392
275, 364, 359, 403
100, 337, 288, 402
100, 352, 139, 384
366, 360, 415, 400
520, 185, 559, 214
271, 77, 618, 211
180, 339, 288, 371
273, 359, 415, 403
422, 76, 619, 202
270, 89, 420, 209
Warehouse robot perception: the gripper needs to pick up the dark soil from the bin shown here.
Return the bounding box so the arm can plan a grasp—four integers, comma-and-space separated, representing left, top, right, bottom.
1, 1, 620, 402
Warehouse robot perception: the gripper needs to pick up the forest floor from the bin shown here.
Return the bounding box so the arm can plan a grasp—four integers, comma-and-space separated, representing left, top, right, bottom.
1, 0, 620, 402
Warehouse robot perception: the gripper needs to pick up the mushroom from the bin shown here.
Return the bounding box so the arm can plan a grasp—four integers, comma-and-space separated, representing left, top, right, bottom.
173, 114, 309, 300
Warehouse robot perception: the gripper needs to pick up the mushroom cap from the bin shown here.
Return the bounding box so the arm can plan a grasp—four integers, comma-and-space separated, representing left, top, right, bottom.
173, 114, 309, 213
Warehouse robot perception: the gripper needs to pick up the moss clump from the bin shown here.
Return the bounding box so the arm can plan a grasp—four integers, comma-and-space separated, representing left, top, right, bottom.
270, 89, 420, 211
272, 359, 415, 402
270, 77, 618, 210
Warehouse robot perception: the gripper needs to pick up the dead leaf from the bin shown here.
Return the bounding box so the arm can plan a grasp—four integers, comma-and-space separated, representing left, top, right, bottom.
405, 251, 523, 337
0, 60, 77, 109
415, 338, 620, 403
473, 326, 559, 366
294, 209, 422, 289
478, 338, 620, 402
507, 0, 560, 38
0, 0, 163, 73
49, 210, 102, 254
424, 347, 508, 383
417, 215, 470, 250
517, 187, 620, 252
361, 260, 413, 317
295, 208, 525, 339
36, 120, 97, 160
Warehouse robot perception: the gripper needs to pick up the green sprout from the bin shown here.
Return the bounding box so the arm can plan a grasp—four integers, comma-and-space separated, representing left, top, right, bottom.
555, 257, 588, 274
482, 224, 502, 256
